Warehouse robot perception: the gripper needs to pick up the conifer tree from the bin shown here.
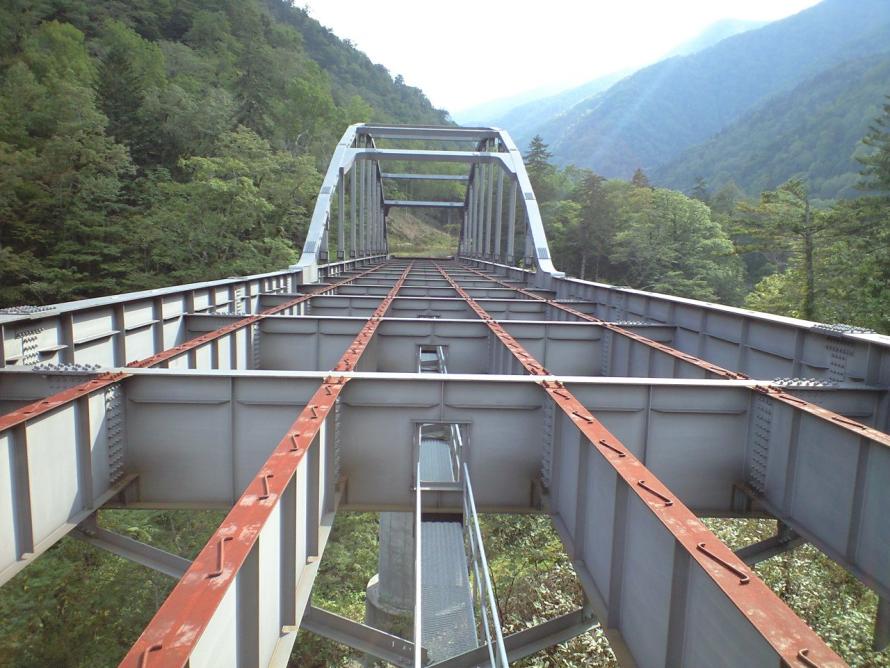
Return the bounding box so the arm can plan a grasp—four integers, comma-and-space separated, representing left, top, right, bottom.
524, 134, 556, 201
631, 167, 651, 188
858, 95, 890, 193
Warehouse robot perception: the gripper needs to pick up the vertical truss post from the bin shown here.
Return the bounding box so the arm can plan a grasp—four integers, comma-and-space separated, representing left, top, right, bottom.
506, 179, 517, 265
485, 156, 495, 258
476, 160, 487, 257
366, 150, 374, 253
337, 167, 345, 260
372, 171, 379, 254
494, 169, 504, 262
524, 214, 534, 267
468, 178, 477, 256
350, 166, 357, 258
359, 157, 366, 256
367, 137, 374, 255
319, 226, 329, 263
374, 165, 381, 253
475, 163, 484, 258
376, 173, 383, 253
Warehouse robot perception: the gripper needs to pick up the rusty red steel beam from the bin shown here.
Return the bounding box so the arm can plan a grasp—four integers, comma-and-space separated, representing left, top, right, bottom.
435, 263, 846, 668
0, 262, 391, 434
119, 262, 414, 668
458, 263, 890, 449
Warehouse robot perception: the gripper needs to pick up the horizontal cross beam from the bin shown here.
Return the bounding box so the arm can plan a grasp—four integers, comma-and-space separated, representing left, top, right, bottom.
301, 605, 423, 668
384, 199, 465, 209
428, 608, 596, 667
72, 515, 191, 579
381, 173, 469, 181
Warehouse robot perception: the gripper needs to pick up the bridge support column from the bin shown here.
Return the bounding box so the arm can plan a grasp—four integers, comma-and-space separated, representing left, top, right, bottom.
876, 597, 890, 651
365, 512, 414, 638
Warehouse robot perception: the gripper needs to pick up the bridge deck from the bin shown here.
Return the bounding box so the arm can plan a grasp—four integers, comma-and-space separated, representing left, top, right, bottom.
3, 121, 890, 668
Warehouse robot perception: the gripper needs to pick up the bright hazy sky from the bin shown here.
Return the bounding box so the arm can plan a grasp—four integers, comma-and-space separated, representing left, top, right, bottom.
304, 0, 822, 113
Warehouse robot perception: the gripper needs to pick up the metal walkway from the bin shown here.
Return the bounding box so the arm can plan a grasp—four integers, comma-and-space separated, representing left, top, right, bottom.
1, 124, 889, 667
420, 519, 478, 661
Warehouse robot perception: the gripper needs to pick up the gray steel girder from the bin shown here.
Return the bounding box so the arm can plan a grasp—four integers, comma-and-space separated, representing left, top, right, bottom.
3, 367, 888, 614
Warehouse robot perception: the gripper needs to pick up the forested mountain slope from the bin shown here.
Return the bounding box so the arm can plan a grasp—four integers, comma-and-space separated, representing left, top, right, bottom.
653, 52, 890, 200
473, 17, 762, 151
0, 0, 446, 307
487, 70, 628, 151
543, 0, 890, 177
662, 18, 766, 58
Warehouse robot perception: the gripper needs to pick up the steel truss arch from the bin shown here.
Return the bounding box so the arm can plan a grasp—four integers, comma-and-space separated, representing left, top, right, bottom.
292, 124, 561, 281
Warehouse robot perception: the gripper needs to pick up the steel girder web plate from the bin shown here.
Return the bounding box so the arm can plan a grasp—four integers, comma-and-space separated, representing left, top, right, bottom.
118, 263, 413, 668
435, 262, 845, 668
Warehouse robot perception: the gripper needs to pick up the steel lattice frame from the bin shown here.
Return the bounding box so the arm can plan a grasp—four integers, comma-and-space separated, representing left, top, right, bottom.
1, 124, 889, 667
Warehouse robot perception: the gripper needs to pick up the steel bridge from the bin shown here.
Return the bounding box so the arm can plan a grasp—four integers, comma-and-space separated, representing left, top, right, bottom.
1, 124, 889, 668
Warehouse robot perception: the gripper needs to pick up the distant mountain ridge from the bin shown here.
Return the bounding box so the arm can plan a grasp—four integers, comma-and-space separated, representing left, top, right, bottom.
538, 0, 890, 179
488, 70, 629, 148
479, 16, 766, 150
652, 51, 890, 200
451, 85, 567, 126
663, 18, 766, 59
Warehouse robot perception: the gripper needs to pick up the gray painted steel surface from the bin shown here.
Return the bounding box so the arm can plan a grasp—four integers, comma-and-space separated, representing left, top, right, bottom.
1, 125, 889, 666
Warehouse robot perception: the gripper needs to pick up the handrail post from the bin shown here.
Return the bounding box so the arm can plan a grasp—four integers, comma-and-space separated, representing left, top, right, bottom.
414, 460, 423, 667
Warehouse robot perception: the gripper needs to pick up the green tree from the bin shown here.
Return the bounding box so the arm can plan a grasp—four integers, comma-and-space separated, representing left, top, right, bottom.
524, 134, 557, 201
0, 21, 134, 305
691, 176, 710, 204
133, 126, 320, 285
748, 197, 890, 332
631, 167, 651, 188
738, 178, 825, 320
570, 172, 617, 280
96, 19, 167, 165
858, 94, 890, 193
611, 185, 744, 302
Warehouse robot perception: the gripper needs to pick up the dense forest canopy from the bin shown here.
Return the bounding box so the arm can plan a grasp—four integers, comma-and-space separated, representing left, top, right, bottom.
0, 0, 447, 307
528, 86, 890, 334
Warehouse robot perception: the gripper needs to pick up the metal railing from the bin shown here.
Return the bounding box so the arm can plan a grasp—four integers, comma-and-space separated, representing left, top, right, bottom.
436, 345, 448, 374
448, 422, 463, 485
462, 463, 509, 667
414, 459, 424, 668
